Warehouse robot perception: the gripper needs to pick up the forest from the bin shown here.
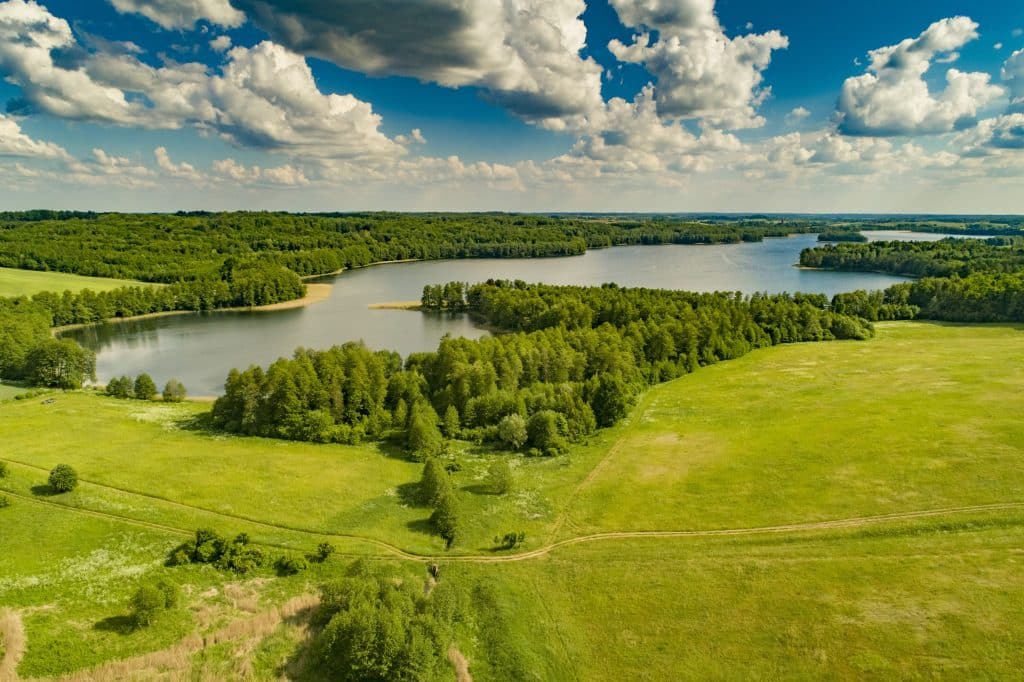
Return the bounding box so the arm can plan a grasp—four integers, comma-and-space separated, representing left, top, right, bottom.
802, 238, 1024, 322
0, 261, 303, 387
0, 212, 815, 282
800, 237, 1024, 277
211, 282, 874, 456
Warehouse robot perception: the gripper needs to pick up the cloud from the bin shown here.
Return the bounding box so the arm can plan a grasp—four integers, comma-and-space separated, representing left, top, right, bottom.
957, 114, 1024, 153
212, 158, 309, 185
0, 113, 70, 159
0, 1, 404, 160
607, 0, 788, 129
227, 0, 605, 131
209, 35, 232, 52
836, 17, 1004, 136
154, 146, 204, 181
107, 0, 244, 29
785, 106, 811, 126
1003, 49, 1024, 112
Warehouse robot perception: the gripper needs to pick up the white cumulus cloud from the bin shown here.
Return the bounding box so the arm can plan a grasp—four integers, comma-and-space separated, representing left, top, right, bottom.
836, 17, 1004, 136
607, 0, 788, 129
0, 1, 404, 161
227, 0, 605, 131
107, 0, 244, 29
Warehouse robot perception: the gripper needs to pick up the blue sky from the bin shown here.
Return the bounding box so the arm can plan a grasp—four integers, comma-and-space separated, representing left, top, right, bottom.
0, 0, 1022, 212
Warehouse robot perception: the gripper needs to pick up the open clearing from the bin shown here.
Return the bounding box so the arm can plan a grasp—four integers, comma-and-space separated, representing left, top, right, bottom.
0, 267, 157, 298
2, 321, 1023, 678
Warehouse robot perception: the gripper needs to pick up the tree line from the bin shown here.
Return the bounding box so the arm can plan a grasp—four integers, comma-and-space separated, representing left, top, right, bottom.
0, 261, 301, 388
210, 280, 875, 453
0, 212, 812, 282
803, 238, 1024, 322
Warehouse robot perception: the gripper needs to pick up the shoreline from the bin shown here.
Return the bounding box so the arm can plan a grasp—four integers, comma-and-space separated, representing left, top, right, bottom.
54, 283, 332, 335
367, 301, 422, 311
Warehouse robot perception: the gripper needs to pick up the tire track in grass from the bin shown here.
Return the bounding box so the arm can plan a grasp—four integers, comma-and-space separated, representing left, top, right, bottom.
5, 486, 1022, 564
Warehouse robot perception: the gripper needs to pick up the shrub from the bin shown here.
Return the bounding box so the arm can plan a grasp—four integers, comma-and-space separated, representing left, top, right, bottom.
313, 542, 335, 563
419, 458, 451, 506
169, 529, 264, 573
526, 410, 566, 456
163, 379, 187, 403
486, 460, 514, 495
0, 461, 8, 478
497, 413, 528, 450
106, 376, 133, 399
151, 577, 179, 608
134, 374, 158, 401
130, 585, 166, 627
48, 464, 78, 493
276, 555, 308, 576
0, 494, 10, 508
493, 531, 526, 550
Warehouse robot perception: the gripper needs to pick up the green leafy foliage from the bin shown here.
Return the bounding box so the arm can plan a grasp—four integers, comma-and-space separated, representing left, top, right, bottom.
162, 379, 186, 403
486, 460, 514, 495
25, 338, 96, 389
313, 561, 468, 680
48, 463, 78, 493
430, 488, 462, 547
105, 376, 134, 399
169, 529, 264, 573
275, 555, 308, 576
133, 373, 157, 401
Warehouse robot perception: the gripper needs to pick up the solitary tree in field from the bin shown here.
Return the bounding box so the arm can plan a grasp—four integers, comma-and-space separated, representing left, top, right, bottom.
486, 460, 514, 495
0, 461, 8, 479
163, 379, 186, 403
134, 374, 157, 401
430, 488, 461, 547
419, 458, 452, 506
48, 464, 78, 493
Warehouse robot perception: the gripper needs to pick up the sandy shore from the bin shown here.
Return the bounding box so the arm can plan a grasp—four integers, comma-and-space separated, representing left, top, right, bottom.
367, 300, 422, 310
53, 283, 333, 334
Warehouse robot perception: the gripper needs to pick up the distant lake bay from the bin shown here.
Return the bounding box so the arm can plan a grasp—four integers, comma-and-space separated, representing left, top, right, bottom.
67, 232, 944, 395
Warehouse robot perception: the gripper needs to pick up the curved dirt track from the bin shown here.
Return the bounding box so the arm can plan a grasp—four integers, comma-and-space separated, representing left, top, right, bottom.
4, 488, 1021, 565
0, 608, 26, 682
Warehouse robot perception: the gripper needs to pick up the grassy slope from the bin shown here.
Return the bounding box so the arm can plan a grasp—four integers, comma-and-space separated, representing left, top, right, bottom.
0, 267, 156, 297
2, 322, 1024, 678
557, 322, 1024, 537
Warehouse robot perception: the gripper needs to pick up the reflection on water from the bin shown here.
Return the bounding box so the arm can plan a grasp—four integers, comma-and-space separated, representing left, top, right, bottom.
65, 234, 916, 396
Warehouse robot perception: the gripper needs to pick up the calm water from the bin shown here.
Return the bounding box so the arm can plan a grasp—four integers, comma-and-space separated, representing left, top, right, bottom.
66, 234, 918, 396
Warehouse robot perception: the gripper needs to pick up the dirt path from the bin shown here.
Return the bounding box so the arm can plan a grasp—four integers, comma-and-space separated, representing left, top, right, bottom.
0, 609, 26, 682
448, 647, 472, 682
5, 486, 1020, 565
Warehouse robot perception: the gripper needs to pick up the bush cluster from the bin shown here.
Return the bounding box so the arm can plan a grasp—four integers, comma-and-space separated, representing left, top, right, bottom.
169, 529, 264, 573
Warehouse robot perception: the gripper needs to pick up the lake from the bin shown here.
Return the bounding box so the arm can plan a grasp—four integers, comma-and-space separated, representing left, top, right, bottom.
66, 233, 921, 396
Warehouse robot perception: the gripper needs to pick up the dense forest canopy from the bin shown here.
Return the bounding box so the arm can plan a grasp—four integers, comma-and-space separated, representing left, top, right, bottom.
0, 212, 818, 282
210, 281, 875, 452
803, 238, 1024, 323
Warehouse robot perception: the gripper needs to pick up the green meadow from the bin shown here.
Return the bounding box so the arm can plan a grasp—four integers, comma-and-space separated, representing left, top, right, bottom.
0, 267, 157, 298
1, 322, 1023, 678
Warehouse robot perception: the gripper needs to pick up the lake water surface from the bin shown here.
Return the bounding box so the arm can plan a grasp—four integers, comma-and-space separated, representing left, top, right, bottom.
67, 233, 925, 395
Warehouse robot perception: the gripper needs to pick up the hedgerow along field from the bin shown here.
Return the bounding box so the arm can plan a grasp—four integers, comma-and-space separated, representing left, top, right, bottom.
1, 321, 1023, 678
0, 267, 157, 298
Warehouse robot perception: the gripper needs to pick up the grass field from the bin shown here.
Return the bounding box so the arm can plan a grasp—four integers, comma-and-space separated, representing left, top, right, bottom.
2, 321, 1023, 678
0, 267, 156, 297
